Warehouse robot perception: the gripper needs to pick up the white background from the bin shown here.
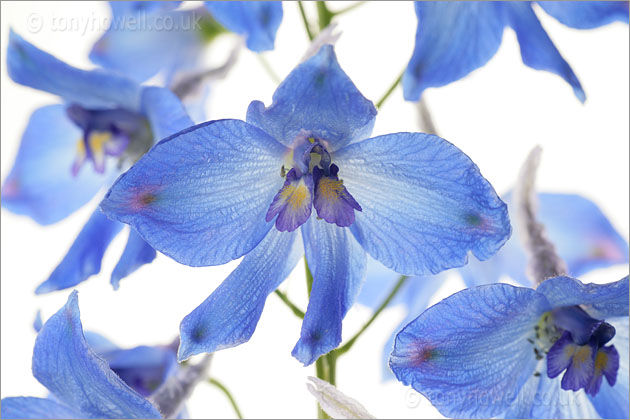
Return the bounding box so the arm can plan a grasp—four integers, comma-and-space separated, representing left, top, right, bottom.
1, 1, 628, 418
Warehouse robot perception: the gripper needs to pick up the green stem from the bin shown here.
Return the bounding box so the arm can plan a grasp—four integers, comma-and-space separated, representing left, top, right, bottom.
316, 1, 334, 30
330, 1, 367, 16
336, 275, 409, 356
208, 378, 243, 419
375, 70, 404, 109
274, 290, 305, 319
315, 357, 330, 419
257, 54, 281, 84
305, 258, 314, 297
297, 2, 315, 41
326, 352, 337, 386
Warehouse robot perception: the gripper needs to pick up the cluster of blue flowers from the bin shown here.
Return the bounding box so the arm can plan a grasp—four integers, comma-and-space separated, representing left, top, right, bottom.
1, 1, 628, 419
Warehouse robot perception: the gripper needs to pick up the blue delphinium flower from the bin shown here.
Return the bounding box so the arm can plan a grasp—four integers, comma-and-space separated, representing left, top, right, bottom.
90, 1, 283, 83
1, 31, 193, 292
0, 291, 165, 419
403, 1, 629, 102
359, 192, 629, 379
100, 44, 512, 366
389, 276, 629, 418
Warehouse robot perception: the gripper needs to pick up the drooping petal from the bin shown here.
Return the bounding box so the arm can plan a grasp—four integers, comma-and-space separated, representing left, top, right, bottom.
90, 6, 205, 83
537, 276, 629, 319
100, 119, 288, 267
140, 86, 194, 142
246, 45, 377, 150
8, 31, 140, 110
292, 217, 366, 366
537, 1, 629, 29
204, 1, 283, 52
179, 228, 302, 360
32, 291, 161, 418
547, 331, 577, 378
35, 209, 123, 294
265, 169, 314, 232
506, 2, 585, 102
1, 105, 114, 225
0, 397, 81, 419
389, 283, 550, 418
313, 164, 361, 227
402, 1, 506, 101
110, 229, 157, 290
586, 346, 619, 396
334, 132, 510, 276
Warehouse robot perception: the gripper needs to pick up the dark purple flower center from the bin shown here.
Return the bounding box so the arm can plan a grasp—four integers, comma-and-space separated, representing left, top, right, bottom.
266, 134, 361, 232
66, 104, 152, 176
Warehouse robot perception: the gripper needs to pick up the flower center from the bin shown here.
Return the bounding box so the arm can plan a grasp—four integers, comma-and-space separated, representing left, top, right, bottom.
265, 133, 361, 232
66, 104, 152, 176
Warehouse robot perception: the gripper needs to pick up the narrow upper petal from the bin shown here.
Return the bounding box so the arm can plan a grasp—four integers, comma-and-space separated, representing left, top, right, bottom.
506, 2, 585, 102
389, 283, 550, 418
205, 1, 283, 52
8, 30, 140, 110
179, 228, 302, 360
90, 6, 205, 83
537, 1, 629, 29
403, 1, 506, 101
32, 291, 161, 418
36, 209, 123, 294
537, 276, 629, 319
140, 86, 194, 143
0, 397, 81, 419
334, 132, 511, 276
100, 119, 288, 267
292, 217, 366, 366
246, 45, 377, 150
110, 229, 157, 290
1, 105, 114, 225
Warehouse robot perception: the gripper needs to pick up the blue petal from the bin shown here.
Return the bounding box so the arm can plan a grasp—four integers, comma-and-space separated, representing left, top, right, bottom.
246, 45, 377, 150
33, 310, 43, 333
100, 119, 287, 267
1, 105, 114, 225
334, 132, 511, 276
35, 209, 123, 294
537, 276, 629, 318
84, 331, 120, 355
90, 7, 205, 83
8, 31, 140, 110
179, 228, 302, 360
109, 1, 180, 16
403, 1, 506, 101
292, 217, 366, 366
111, 229, 156, 290
32, 291, 161, 418
506, 2, 585, 102
0, 397, 81, 419
588, 316, 630, 419
140, 86, 194, 142
204, 1, 283, 52
389, 283, 550, 418
537, 1, 629, 29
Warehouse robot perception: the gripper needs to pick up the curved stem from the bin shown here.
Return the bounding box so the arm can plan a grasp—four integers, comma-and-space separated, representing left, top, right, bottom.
336, 275, 409, 356
298, 2, 315, 41
330, 1, 367, 16
316, 1, 334, 30
208, 378, 244, 419
274, 289, 305, 319
376, 70, 404, 109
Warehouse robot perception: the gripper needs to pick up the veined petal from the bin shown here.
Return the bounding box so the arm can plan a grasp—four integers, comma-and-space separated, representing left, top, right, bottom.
100, 119, 288, 267
265, 170, 314, 232
140, 86, 194, 142
0, 397, 81, 419
389, 284, 550, 418
1, 105, 114, 225
204, 1, 283, 52
36, 209, 123, 294
292, 217, 366, 366
32, 291, 161, 418
403, 1, 506, 101
8, 31, 140, 110
110, 229, 157, 290
537, 276, 629, 319
246, 45, 376, 150
537, 1, 629, 29
90, 7, 205, 83
334, 132, 510, 276
506, 2, 585, 102
179, 228, 302, 360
